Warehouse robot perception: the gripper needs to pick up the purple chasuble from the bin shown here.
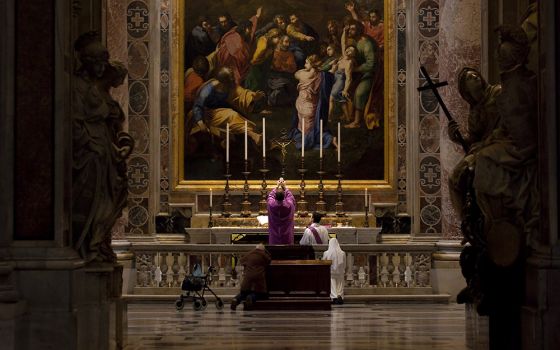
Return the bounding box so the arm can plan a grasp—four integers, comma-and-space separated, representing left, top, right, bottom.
267, 188, 296, 245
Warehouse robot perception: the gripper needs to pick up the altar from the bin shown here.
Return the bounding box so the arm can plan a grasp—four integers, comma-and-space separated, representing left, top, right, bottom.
185, 226, 379, 245
247, 259, 333, 311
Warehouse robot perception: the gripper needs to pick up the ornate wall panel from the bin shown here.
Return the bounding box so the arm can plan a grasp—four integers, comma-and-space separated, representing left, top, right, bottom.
159, 0, 170, 213
438, 0, 481, 239
397, 0, 408, 214
416, 0, 442, 235
411, 0, 481, 237
126, 0, 151, 235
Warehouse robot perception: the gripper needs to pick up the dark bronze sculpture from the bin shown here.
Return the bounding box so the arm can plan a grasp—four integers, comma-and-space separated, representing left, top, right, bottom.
453, 26, 539, 325
449, 67, 501, 244
447, 67, 501, 311
474, 25, 539, 265
72, 32, 134, 263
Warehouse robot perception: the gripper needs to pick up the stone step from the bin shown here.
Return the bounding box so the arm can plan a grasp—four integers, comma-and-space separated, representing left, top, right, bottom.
345, 293, 451, 303
133, 286, 438, 296
242, 297, 332, 311
123, 293, 451, 304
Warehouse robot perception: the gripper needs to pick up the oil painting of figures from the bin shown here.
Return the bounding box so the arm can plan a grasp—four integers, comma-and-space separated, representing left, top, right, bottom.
182, 0, 386, 181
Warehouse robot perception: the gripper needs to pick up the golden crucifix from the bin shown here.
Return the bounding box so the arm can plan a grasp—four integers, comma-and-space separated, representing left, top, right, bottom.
271, 129, 294, 178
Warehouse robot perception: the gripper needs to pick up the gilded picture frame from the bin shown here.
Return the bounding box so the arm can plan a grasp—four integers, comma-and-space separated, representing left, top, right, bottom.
170, 0, 396, 193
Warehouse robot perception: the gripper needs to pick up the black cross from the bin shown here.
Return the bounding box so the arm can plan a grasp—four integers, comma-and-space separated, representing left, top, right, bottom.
417, 66, 469, 153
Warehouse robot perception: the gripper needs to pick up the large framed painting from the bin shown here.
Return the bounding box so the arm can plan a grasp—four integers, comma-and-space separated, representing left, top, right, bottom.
171, 0, 395, 191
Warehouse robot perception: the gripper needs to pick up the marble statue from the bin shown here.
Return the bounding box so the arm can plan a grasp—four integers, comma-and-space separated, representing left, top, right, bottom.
455, 25, 539, 316
448, 67, 501, 247
72, 32, 134, 263
521, 2, 538, 73
473, 25, 539, 265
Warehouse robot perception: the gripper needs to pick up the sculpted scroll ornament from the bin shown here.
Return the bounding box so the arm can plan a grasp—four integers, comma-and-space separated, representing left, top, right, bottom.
72, 32, 135, 263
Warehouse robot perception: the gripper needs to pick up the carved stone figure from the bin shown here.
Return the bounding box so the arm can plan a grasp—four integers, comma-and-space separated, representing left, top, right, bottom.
455, 26, 539, 321
448, 67, 501, 247
473, 25, 539, 265
72, 32, 134, 263
449, 69, 505, 312
520, 2, 538, 73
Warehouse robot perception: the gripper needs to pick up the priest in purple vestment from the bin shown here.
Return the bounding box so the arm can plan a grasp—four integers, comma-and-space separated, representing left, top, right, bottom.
267, 178, 296, 245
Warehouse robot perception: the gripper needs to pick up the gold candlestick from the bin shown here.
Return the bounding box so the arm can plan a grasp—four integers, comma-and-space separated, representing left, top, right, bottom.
316, 157, 326, 215
240, 159, 251, 217
222, 162, 232, 217
335, 161, 345, 216
259, 157, 269, 216
297, 156, 308, 217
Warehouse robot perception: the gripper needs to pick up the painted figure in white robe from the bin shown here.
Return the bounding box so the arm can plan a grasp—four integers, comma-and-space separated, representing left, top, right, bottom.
295, 54, 322, 135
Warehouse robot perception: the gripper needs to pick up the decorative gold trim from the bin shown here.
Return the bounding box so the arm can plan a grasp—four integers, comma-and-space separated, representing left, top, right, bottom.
170, 0, 396, 193
172, 0, 186, 184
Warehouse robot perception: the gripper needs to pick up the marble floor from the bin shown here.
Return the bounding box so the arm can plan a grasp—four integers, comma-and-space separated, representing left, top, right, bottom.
124, 302, 468, 350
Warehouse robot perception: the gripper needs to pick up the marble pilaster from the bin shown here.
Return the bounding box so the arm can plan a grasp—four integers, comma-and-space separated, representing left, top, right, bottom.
14, 0, 56, 240
107, 0, 131, 242
106, 0, 129, 128
438, 0, 482, 239
522, 7, 560, 347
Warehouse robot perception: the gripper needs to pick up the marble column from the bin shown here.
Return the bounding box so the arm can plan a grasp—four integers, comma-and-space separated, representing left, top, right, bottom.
438, 0, 482, 239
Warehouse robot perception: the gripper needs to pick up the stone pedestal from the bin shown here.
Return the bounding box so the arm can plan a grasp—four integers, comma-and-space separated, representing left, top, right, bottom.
0, 262, 25, 349
7, 259, 124, 350
522, 252, 560, 350
77, 263, 124, 350
0, 301, 26, 350
465, 303, 489, 350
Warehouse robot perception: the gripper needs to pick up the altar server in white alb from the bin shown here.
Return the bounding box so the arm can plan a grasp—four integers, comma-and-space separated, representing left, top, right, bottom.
300, 212, 330, 246
322, 238, 346, 304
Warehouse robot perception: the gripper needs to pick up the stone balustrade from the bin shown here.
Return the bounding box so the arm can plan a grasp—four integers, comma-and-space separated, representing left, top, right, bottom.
128, 241, 437, 298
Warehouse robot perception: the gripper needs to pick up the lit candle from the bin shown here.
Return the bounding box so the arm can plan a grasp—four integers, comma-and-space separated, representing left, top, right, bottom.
262, 117, 266, 158
209, 188, 213, 207
337, 122, 341, 162
301, 117, 305, 158
365, 188, 368, 206
226, 123, 229, 162
244, 120, 248, 160
320, 119, 323, 158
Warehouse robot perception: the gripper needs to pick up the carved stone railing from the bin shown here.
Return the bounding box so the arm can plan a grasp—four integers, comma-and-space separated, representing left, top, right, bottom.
129, 243, 436, 296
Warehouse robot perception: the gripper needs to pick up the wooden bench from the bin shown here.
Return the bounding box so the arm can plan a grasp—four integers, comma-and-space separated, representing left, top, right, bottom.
244, 259, 332, 311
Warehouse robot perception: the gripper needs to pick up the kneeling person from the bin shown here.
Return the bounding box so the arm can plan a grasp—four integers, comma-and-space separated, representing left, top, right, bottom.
231, 243, 272, 310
